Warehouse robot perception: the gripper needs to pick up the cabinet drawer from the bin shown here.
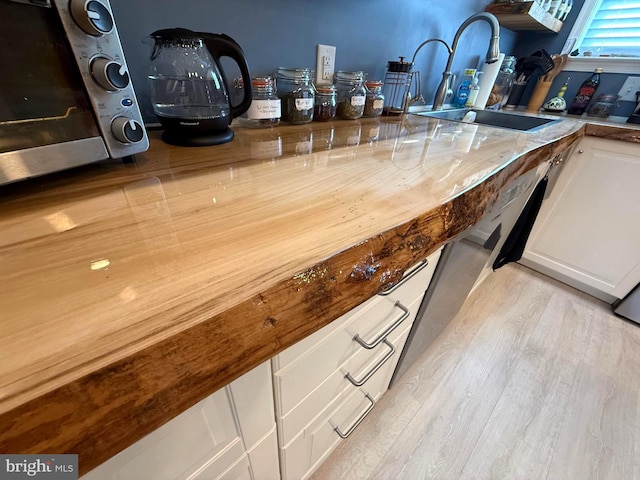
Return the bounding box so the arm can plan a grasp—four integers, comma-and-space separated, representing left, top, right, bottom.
279, 350, 395, 480
276, 302, 415, 446
275, 249, 441, 369
273, 294, 414, 416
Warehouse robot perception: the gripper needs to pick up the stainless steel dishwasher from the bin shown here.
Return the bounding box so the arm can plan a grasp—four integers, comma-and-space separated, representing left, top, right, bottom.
390, 161, 550, 385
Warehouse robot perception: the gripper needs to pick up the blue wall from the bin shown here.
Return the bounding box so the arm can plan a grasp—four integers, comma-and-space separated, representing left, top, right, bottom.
111, 0, 636, 122
111, 0, 517, 122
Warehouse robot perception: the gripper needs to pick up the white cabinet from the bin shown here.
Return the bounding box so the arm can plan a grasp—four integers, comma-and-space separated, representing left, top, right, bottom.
271, 248, 442, 480
81, 361, 280, 480
521, 136, 640, 303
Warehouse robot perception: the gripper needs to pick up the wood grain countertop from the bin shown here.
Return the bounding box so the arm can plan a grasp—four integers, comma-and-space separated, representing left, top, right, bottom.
0, 113, 635, 474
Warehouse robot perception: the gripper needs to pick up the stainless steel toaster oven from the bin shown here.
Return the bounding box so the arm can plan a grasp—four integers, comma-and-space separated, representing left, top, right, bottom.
0, 0, 148, 185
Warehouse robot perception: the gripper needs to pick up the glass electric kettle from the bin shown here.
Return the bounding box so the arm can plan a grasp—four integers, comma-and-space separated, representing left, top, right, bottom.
149, 28, 252, 146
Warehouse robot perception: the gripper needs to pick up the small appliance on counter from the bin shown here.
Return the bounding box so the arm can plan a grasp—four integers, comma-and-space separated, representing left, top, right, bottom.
381, 57, 416, 115
149, 28, 252, 146
0, 0, 148, 186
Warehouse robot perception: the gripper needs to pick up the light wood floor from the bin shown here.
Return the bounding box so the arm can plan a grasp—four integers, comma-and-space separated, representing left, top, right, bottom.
311, 263, 640, 480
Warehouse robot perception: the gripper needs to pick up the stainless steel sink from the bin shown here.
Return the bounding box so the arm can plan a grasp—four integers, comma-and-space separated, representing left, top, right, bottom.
410, 107, 562, 133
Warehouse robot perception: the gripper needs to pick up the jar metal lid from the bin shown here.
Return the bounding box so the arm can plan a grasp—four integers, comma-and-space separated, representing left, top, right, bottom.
277, 67, 311, 77
336, 70, 365, 81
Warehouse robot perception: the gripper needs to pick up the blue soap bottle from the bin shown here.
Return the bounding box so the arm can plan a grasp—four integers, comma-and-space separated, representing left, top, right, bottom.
453, 69, 476, 108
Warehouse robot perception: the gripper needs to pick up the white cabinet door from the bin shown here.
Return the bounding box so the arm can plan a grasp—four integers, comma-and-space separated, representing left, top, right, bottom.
521, 136, 640, 302
81, 362, 279, 480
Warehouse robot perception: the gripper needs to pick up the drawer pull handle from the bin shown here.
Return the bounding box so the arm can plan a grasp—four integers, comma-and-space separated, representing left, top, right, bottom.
354, 301, 409, 349
378, 258, 429, 296
345, 339, 395, 387
332, 393, 376, 439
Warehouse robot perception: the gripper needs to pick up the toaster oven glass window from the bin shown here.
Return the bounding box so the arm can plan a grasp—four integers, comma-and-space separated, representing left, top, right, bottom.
0, 1, 100, 154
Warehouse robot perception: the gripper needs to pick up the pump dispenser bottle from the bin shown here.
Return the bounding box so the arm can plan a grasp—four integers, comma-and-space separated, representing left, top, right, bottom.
465, 71, 483, 107
453, 69, 476, 107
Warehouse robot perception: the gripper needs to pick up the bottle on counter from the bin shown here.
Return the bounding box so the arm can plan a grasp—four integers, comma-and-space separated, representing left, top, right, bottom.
543, 77, 570, 112
567, 68, 602, 115
243, 76, 281, 128
453, 68, 476, 108
465, 71, 482, 107
276, 67, 315, 124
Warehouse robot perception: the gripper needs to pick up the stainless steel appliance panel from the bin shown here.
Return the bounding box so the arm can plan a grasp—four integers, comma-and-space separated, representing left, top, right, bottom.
614, 284, 640, 324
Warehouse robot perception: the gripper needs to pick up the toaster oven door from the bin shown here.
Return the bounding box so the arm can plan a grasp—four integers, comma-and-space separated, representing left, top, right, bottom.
0, 0, 108, 184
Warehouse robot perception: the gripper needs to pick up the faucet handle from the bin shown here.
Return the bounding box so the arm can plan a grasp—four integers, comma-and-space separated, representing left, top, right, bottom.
446, 74, 457, 99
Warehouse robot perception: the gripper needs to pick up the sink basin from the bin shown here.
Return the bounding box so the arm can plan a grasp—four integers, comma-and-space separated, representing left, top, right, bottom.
410, 107, 562, 133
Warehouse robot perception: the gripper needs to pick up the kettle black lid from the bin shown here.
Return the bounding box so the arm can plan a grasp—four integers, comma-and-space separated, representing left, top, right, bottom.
151, 27, 201, 41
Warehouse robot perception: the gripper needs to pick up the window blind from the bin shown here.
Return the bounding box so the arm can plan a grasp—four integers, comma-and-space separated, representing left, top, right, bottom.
580, 0, 640, 57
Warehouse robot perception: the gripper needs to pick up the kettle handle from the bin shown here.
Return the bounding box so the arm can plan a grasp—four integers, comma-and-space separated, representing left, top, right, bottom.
200, 33, 252, 119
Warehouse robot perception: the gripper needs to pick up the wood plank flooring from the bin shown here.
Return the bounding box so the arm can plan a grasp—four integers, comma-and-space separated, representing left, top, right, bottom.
310, 263, 640, 480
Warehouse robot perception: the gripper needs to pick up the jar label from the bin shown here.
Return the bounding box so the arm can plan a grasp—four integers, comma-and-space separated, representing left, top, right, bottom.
247, 99, 281, 120
372, 99, 384, 110
351, 95, 366, 107
295, 98, 314, 111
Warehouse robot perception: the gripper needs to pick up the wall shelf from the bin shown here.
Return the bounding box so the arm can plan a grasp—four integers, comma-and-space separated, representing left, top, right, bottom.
485, 2, 563, 33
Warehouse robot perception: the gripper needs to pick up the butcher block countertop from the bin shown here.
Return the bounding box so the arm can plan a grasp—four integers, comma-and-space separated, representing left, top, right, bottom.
0, 113, 637, 474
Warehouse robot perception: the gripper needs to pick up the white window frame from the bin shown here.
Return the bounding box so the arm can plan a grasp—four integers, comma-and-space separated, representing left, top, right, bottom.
562, 0, 640, 73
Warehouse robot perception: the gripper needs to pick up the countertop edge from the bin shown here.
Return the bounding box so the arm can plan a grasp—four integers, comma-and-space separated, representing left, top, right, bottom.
0, 126, 584, 475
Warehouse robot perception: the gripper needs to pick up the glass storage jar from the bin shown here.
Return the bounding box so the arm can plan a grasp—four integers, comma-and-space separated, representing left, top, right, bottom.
335, 71, 366, 120
364, 80, 384, 117
586, 93, 618, 118
487, 55, 516, 110
244, 76, 281, 128
276, 67, 314, 124
313, 85, 337, 122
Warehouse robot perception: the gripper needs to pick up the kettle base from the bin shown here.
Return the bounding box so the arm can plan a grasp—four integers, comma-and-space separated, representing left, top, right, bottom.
161, 127, 234, 146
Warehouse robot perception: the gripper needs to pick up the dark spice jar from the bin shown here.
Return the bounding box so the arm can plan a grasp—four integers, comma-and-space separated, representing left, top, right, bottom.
364, 80, 384, 117
276, 67, 314, 124
314, 85, 337, 121
335, 71, 366, 120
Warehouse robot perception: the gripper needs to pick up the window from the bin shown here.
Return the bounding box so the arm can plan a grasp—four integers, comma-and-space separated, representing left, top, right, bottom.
563, 0, 640, 72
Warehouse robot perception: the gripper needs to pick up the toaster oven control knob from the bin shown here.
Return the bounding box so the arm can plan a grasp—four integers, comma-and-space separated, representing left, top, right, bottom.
91, 57, 130, 91
70, 0, 114, 36
111, 117, 144, 144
